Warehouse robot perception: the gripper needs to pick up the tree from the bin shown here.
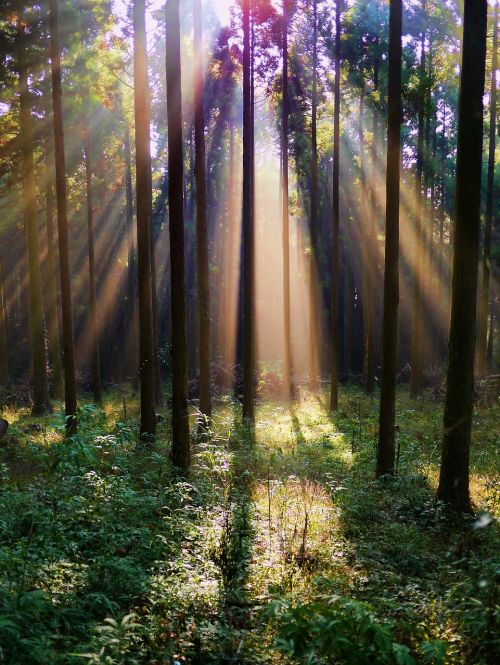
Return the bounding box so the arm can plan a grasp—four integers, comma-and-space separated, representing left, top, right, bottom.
49, 0, 77, 432
17, 11, 51, 415
133, 0, 156, 440
242, 0, 256, 422
437, 0, 488, 513
309, 0, 319, 394
376, 0, 402, 478
0, 258, 9, 386
193, 0, 212, 420
330, 0, 342, 411
44, 144, 64, 399
410, 0, 426, 399
83, 128, 102, 403
477, 0, 498, 377
364, 39, 379, 395
166, 0, 190, 468
282, 0, 292, 399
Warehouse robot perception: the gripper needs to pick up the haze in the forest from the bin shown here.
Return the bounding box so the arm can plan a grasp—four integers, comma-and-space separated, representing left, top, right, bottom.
0, 0, 498, 663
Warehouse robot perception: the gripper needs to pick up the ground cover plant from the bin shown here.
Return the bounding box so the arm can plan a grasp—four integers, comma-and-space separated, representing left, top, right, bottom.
0, 386, 498, 664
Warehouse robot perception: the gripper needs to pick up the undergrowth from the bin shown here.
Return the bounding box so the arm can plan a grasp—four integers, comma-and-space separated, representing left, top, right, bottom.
0, 387, 498, 664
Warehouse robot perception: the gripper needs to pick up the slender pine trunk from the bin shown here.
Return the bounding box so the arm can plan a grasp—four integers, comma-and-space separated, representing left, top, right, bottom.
133, 0, 156, 440
410, 0, 426, 398
166, 0, 190, 467
376, 0, 402, 477
282, 1, 292, 399
438, 0, 487, 513
477, 0, 497, 376
242, 0, 255, 422
193, 0, 212, 420
330, 0, 342, 410
83, 129, 102, 403
0, 258, 9, 386
124, 126, 139, 390
49, 0, 76, 431
44, 146, 63, 399
309, 0, 319, 393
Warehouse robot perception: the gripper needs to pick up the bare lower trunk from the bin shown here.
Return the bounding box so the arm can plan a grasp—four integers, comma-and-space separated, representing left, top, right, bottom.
193, 0, 212, 419
377, 0, 402, 477
133, 0, 156, 440
84, 129, 102, 403
166, 0, 190, 467
438, 0, 487, 513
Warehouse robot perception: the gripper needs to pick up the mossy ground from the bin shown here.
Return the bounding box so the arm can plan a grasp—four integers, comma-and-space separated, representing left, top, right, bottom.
0, 386, 498, 663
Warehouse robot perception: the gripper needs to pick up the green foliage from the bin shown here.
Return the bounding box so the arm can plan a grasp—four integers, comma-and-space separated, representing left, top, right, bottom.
271, 594, 417, 664
0, 389, 498, 663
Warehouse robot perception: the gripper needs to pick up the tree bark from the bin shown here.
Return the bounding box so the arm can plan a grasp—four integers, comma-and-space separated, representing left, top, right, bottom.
282, 0, 292, 399
193, 0, 212, 420
364, 47, 379, 394
242, 0, 255, 422
410, 0, 426, 399
0, 258, 9, 386
133, 0, 156, 440
83, 129, 102, 403
477, 0, 497, 376
124, 126, 139, 390
376, 0, 402, 477
49, 0, 77, 431
44, 146, 64, 399
330, 0, 342, 410
17, 20, 51, 416
438, 0, 487, 513
166, 0, 190, 467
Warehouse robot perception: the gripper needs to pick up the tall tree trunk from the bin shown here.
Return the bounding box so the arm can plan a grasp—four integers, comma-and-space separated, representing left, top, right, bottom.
0, 258, 9, 386
193, 0, 212, 419
410, 0, 426, 398
124, 126, 139, 390
242, 0, 255, 422
166, 0, 190, 467
133, 0, 156, 440
376, 0, 402, 478
282, 0, 292, 399
477, 0, 498, 376
44, 147, 63, 399
150, 196, 163, 405
364, 46, 379, 394
49, 0, 78, 431
83, 129, 102, 403
17, 20, 51, 416
309, 0, 320, 393
330, 0, 342, 410
437, 0, 487, 513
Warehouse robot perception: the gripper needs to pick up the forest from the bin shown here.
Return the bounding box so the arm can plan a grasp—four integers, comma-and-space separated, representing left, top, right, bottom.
0, 0, 498, 662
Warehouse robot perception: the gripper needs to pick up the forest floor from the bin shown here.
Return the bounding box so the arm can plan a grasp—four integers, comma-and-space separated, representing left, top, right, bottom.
0, 386, 498, 664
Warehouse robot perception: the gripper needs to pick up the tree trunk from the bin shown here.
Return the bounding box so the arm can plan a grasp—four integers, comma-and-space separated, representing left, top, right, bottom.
83, 129, 102, 403
166, 0, 190, 467
477, 0, 497, 376
124, 126, 139, 390
376, 0, 402, 478
0, 258, 9, 386
133, 0, 156, 440
410, 0, 426, 399
282, 1, 292, 399
364, 47, 379, 394
329, 0, 341, 408
242, 0, 255, 422
437, 0, 487, 513
193, 0, 212, 420
17, 20, 51, 416
44, 147, 64, 399
49, 0, 77, 431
